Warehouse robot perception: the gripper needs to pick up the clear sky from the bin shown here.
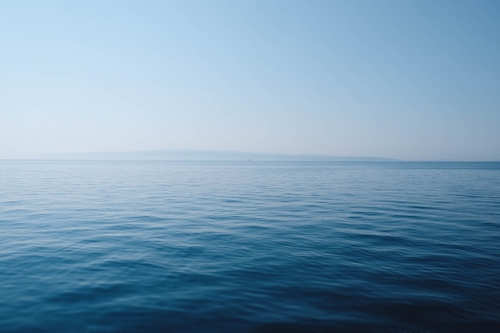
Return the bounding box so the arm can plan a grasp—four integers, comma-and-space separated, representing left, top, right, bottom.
1, 0, 499, 160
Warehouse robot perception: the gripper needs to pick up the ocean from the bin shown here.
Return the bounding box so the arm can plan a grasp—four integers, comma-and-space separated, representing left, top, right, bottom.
1, 160, 499, 332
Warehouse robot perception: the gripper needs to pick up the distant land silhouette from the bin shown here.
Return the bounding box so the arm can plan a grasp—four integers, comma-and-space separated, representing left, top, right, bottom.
26, 150, 398, 161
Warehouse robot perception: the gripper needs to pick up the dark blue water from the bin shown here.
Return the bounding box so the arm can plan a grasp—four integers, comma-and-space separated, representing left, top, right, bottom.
1, 161, 499, 332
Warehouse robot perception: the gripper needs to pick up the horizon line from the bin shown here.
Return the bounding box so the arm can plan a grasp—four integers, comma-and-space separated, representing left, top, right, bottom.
1, 149, 499, 162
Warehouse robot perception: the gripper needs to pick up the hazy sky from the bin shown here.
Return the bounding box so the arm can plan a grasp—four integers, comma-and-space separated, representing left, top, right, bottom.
1, 0, 499, 160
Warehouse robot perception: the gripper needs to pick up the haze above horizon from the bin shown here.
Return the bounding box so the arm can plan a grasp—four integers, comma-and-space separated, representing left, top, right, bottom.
2, 0, 500, 161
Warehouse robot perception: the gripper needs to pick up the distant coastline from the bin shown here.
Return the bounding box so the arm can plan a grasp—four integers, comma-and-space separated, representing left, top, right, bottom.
15, 150, 398, 162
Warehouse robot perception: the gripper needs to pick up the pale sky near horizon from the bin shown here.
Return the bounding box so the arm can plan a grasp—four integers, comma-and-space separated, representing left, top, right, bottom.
1, 0, 499, 160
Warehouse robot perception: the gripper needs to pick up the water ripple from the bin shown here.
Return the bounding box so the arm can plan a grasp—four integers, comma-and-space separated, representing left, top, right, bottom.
0, 161, 499, 332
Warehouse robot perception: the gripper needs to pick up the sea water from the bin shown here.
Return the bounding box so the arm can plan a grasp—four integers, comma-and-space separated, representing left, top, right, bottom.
1, 160, 499, 332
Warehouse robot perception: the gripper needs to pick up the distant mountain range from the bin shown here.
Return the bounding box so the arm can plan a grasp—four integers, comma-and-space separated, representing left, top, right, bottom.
27, 150, 397, 161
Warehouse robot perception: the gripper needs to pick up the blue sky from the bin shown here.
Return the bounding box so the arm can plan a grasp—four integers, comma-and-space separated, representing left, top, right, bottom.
1, 0, 499, 160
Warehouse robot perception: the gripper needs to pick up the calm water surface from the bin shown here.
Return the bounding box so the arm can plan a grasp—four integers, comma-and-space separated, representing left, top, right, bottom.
1, 161, 499, 332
